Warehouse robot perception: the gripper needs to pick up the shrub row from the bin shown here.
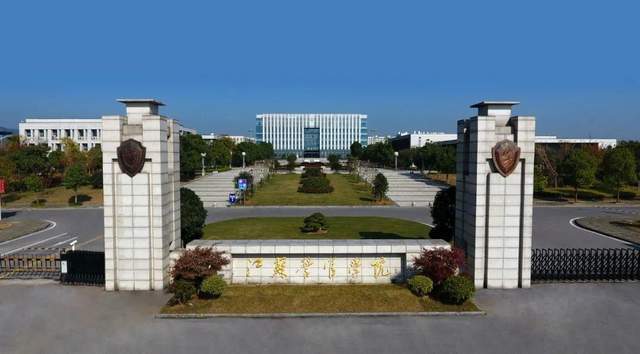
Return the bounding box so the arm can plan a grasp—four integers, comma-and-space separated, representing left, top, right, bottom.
169, 247, 229, 305
407, 247, 475, 305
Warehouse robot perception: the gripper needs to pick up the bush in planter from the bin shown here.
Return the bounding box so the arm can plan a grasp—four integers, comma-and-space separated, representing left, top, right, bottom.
301, 166, 324, 179
180, 188, 208, 246
301, 212, 328, 233
170, 280, 196, 305
407, 275, 433, 297
412, 247, 465, 285
199, 275, 227, 298
171, 247, 229, 288
298, 176, 334, 193
437, 275, 475, 304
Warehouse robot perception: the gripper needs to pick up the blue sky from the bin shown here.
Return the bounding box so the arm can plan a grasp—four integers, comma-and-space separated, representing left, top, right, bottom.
0, 0, 639, 139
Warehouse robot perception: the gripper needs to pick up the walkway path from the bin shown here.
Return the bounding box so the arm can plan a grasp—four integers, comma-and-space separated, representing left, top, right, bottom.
182, 169, 239, 207
379, 169, 445, 207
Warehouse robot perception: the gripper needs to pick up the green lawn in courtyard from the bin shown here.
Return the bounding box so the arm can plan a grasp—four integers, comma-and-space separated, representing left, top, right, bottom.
203, 216, 431, 240
245, 173, 394, 206
161, 284, 479, 314
2, 185, 103, 208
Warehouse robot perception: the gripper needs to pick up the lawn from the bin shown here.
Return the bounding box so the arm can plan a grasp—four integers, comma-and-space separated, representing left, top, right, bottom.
0, 219, 50, 243
161, 284, 479, 314
203, 216, 431, 240
245, 173, 394, 206
2, 185, 103, 208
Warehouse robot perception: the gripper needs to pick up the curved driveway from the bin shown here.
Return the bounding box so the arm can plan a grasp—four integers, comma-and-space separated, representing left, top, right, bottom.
1, 205, 638, 254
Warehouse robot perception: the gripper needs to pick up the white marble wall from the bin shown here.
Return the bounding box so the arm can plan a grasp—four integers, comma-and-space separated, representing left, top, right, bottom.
103, 102, 181, 291
186, 239, 450, 284
454, 103, 535, 289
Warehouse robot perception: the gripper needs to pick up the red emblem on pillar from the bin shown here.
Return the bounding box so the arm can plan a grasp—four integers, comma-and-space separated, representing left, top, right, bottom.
492, 139, 521, 177
117, 139, 146, 177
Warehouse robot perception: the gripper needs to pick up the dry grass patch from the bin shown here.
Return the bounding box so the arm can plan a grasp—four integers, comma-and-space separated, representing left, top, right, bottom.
161, 284, 478, 314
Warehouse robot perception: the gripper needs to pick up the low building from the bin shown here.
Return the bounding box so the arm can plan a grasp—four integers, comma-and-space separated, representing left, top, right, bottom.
389, 131, 458, 150
435, 135, 617, 149
202, 133, 256, 144
367, 135, 390, 145
18, 101, 196, 151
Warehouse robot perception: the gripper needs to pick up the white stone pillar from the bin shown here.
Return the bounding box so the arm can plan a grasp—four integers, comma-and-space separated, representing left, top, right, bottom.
454, 101, 535, 289
102, 99, 181, 291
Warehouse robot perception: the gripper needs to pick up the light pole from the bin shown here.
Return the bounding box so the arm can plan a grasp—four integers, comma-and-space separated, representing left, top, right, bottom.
394, 151, 399, 171
229, 150, 232, 169
200, 152, 206, 176
242, 151, 246, 169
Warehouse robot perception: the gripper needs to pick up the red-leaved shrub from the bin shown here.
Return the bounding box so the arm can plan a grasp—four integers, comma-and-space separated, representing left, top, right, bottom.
171, 247, 229, 287
412, 247, 465, 284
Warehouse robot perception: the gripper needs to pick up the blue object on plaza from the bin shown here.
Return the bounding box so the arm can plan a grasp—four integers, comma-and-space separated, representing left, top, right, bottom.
238, 179, 248, 191
228, 193, 237, 204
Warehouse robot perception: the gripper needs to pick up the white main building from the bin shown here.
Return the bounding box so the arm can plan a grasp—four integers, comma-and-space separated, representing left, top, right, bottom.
255, 113, 368, 158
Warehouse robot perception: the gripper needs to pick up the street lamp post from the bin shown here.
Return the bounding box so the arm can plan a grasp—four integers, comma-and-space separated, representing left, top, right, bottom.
394, 151, 399, 171
200, 152, 206, 176
242, 151, 246, 169
229, 150, 232, 169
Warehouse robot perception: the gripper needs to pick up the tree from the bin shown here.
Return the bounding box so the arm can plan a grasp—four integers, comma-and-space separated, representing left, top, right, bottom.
601, 147, 637, 202
533, 164, 548, 193
430, 186, 456, 242
301, 212, 328, 233
559, 149, 598, 202
180, 134, 208, 181
209, 140, 231, 168
327, 154, 341, 171
48, 150, 66, 173
372, 173, 389, 201
180, 188, 207, 246
286, 154, 297, 171
362, 142, 394, 167
618, 141, 640, 182
350, 141, 363, 159
24, 175, 44, 206
61, 138, 85, 167
86, 146, 102, 175
63, 163, 87, 205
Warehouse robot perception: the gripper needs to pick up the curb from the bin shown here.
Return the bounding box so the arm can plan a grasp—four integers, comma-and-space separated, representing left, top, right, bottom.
571, 218, 640, 247
156, 311, 486, 319
5, 206, 104, 211
226, 205, 414, 209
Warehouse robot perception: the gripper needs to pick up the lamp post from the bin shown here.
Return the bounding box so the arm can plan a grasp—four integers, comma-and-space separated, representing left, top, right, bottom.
200, 152, 206, 176
229, 150, 232, 169
394, 151, 399, 171
242, 151, 246, 169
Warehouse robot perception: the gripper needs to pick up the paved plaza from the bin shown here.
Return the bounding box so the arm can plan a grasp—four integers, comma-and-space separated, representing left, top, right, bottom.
0, 280, 638, 354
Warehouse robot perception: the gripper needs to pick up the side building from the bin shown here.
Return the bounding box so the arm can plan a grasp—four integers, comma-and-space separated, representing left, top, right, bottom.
19, 116, 196, 151
255, 113, 368, 158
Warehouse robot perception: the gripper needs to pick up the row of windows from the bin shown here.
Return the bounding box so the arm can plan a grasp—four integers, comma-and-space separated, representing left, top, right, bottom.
24, 128, 101, 140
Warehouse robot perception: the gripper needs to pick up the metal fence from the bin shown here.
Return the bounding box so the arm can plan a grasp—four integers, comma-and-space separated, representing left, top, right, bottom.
0, 248, 61, 279
60, 250, 105, 285
532, 248, 640, 282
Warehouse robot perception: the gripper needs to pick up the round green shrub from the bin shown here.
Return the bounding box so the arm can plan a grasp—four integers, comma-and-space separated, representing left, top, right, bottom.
407, 275, 433, 297
199, 275, 227, 299
438, 275, 475, 304
298, 176, 334, 193
171, 280, 196, 304
301, 212, 328, 233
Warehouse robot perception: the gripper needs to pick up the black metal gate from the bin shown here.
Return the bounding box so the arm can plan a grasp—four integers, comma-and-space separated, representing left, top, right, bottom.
532, 248, 640, 282
60, 250, 105, 285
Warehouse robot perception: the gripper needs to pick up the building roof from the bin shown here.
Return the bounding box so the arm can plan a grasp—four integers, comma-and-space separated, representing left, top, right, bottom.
470, 101, 520, 108
116, 98, 165, 106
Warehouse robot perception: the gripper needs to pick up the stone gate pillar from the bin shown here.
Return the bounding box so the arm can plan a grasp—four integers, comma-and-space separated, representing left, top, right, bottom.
454, 101, 535, 289
102, 99, 181, 291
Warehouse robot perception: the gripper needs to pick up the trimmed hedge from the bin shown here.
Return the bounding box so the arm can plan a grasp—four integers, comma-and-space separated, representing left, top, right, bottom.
301, 212, 328, 233
437, 275, 475, 304
298, 176, 334, 193
407, 275, 433, 297
170, 280, 196, 304
200, 275, 227, 298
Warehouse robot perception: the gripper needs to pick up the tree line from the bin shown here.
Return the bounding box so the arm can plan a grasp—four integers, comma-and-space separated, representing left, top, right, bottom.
350, 141, 456, 173
536, 142, 638, 202
180, 134, 274, 181
0, 137, 102, 204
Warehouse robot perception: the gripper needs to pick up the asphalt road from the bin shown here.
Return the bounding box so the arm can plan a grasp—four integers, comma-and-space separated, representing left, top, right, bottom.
0, 208, 104, 255
1, 281, 638, 354
1, 205, 638, 255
